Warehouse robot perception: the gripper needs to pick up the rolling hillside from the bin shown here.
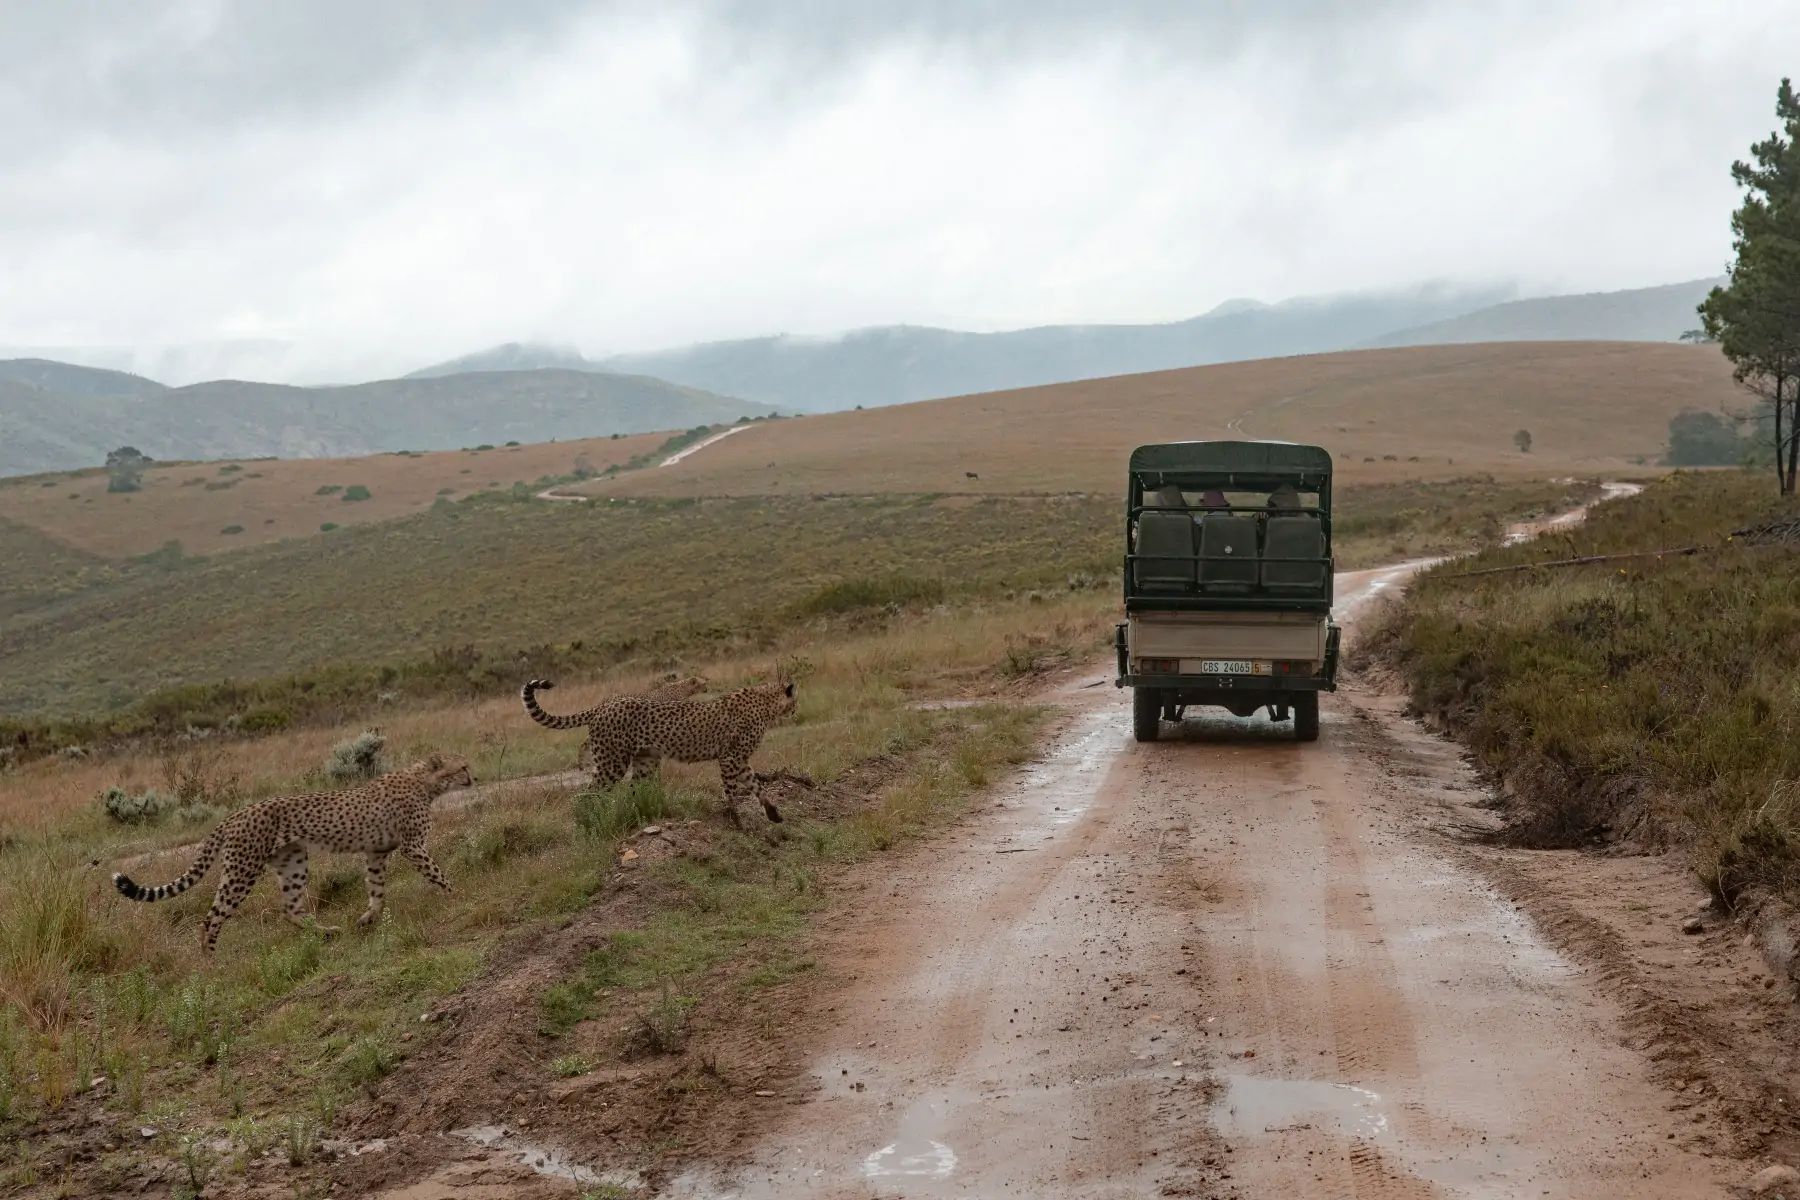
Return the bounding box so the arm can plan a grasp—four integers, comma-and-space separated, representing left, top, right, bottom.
586, 342, 1735, 499
1365, 277, 1722, 348
0, 367, 771, 477
0, 358, 167, 397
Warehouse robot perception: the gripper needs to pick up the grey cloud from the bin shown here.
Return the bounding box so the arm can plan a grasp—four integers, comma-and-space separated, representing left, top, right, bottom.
0, 0, 1795, 382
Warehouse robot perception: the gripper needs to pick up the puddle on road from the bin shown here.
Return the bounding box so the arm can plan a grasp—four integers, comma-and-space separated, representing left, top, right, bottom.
1212, 1076, 1535, 1193
994, 705, 1127, 846
1212, 1073, 1392, 1140
451, 1124, 639, 1189
863, 1139, 958, 1180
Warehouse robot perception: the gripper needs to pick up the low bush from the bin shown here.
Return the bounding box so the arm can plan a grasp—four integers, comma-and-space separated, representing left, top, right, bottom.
572, 778, 697, 841
99, 786, 173, 825
324, 729, 387, 782
340, 485, 372, 502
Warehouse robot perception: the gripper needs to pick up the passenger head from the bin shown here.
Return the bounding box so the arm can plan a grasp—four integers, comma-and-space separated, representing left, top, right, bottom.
1201, 489, 1228, 510
1153, 484, 1186, 509
1268, 484, 1300, 510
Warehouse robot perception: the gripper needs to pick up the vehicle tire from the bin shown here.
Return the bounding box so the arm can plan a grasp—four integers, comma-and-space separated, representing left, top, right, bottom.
1293, 692, 1320, 742
1132, 687, 1161, 743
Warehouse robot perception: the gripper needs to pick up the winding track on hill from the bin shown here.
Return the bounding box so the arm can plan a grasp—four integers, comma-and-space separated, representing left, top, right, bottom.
659, 498, 1743, 1200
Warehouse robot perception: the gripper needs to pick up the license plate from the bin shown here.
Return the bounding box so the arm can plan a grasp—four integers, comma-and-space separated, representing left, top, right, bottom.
1198, 659, 1269, 676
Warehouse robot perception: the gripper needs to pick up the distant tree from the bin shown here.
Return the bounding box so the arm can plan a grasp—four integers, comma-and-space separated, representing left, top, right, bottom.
1664, 409, 1748, 466
1699, 78, 1800, 494
105, 446, 151, 492
1513, 429, 1532, 453
572, 453, 597, 479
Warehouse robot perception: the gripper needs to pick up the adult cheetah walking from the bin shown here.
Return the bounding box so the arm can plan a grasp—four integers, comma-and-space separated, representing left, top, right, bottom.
522, 678, 796, 824
112, 753, 472, 954
521, 673, 708, 779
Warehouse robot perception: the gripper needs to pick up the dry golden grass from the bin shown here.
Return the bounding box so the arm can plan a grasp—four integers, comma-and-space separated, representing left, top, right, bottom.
0, 589, 1106, 1176
0, 593, 1111, 835
0, 430, 668, 558
582, 342, 1727, 499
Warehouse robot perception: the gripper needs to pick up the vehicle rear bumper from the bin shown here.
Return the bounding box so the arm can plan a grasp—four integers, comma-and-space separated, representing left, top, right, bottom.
1114, 621, 1340, 692
1115, 672, 1336, 693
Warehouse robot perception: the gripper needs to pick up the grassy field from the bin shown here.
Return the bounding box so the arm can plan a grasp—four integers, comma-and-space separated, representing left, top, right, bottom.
0, 429, 670, 558
1361, 469, 1800, 907
0, 492, 1120, 720
0, 589, 1112, 1195
582, 342, 1729, 499
0, 477, 1607, 724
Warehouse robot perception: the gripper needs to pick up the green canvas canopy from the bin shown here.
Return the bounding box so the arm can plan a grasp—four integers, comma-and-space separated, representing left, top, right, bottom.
1126, 441, 1333, 511
1128, 440, 1331, 479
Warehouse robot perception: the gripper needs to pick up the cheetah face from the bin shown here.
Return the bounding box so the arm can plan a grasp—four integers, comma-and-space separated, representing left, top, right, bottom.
409, 752, 474, 789
434, 754, 475, 790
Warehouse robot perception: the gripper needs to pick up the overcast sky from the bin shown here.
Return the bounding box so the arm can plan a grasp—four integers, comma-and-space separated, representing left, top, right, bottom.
1, 0, 1795, 383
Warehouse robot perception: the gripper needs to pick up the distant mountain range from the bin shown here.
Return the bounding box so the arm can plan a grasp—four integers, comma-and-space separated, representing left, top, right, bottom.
403, 278, 1724, 414
1361, 278, 1721, 348
0, 365, 771, 478
0, 277, 1724, 478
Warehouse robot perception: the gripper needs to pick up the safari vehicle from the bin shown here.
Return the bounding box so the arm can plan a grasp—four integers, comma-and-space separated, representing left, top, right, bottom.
1115, 440, 1340, 743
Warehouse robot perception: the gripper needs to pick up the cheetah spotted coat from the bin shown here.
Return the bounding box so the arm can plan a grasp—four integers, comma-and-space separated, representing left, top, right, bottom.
521, 678, 796, 824
521, 673, 708, 779
112, 753, 472, 954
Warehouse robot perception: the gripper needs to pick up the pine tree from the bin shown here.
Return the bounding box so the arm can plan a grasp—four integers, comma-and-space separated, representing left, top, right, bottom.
1699, 79, 1800, 494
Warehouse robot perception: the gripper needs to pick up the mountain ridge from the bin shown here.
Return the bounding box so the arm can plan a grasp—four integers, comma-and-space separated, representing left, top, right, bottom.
0, 369, 771, 477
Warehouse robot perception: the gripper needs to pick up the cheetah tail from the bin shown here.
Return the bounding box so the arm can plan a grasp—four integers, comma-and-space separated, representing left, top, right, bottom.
112, 824, 226, 903
521, 678, 584, 730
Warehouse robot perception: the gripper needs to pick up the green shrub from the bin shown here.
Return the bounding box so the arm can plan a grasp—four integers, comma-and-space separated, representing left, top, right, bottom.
339, 1035, 393, 1087
340, 485, 372, 502
452, 813, 561, 870
550, 1053, 590, 1077
318, 522, 338, 532
219, 525, 244, 535
324, 729, 386, 782
572, 778, 688, 840
99, 786, 172, 825
314, 485, 342, 496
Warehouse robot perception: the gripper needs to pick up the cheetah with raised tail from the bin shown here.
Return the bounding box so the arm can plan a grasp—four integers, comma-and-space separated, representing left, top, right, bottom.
522, 673, 708, 780
112, 753, 472, 954
522, 678, 796, 824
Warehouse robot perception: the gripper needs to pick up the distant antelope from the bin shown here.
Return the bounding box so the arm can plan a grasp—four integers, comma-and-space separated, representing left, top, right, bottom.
965, 472, 979, 480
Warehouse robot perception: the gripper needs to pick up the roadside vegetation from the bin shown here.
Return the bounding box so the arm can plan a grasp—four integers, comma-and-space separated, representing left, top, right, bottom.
0, 590, 1106, 1194
0, 477, 1602, 730
1362, 470, 1800, 908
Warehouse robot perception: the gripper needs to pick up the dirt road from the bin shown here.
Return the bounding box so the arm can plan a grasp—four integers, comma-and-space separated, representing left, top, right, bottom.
659, 561, 1741, 1199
